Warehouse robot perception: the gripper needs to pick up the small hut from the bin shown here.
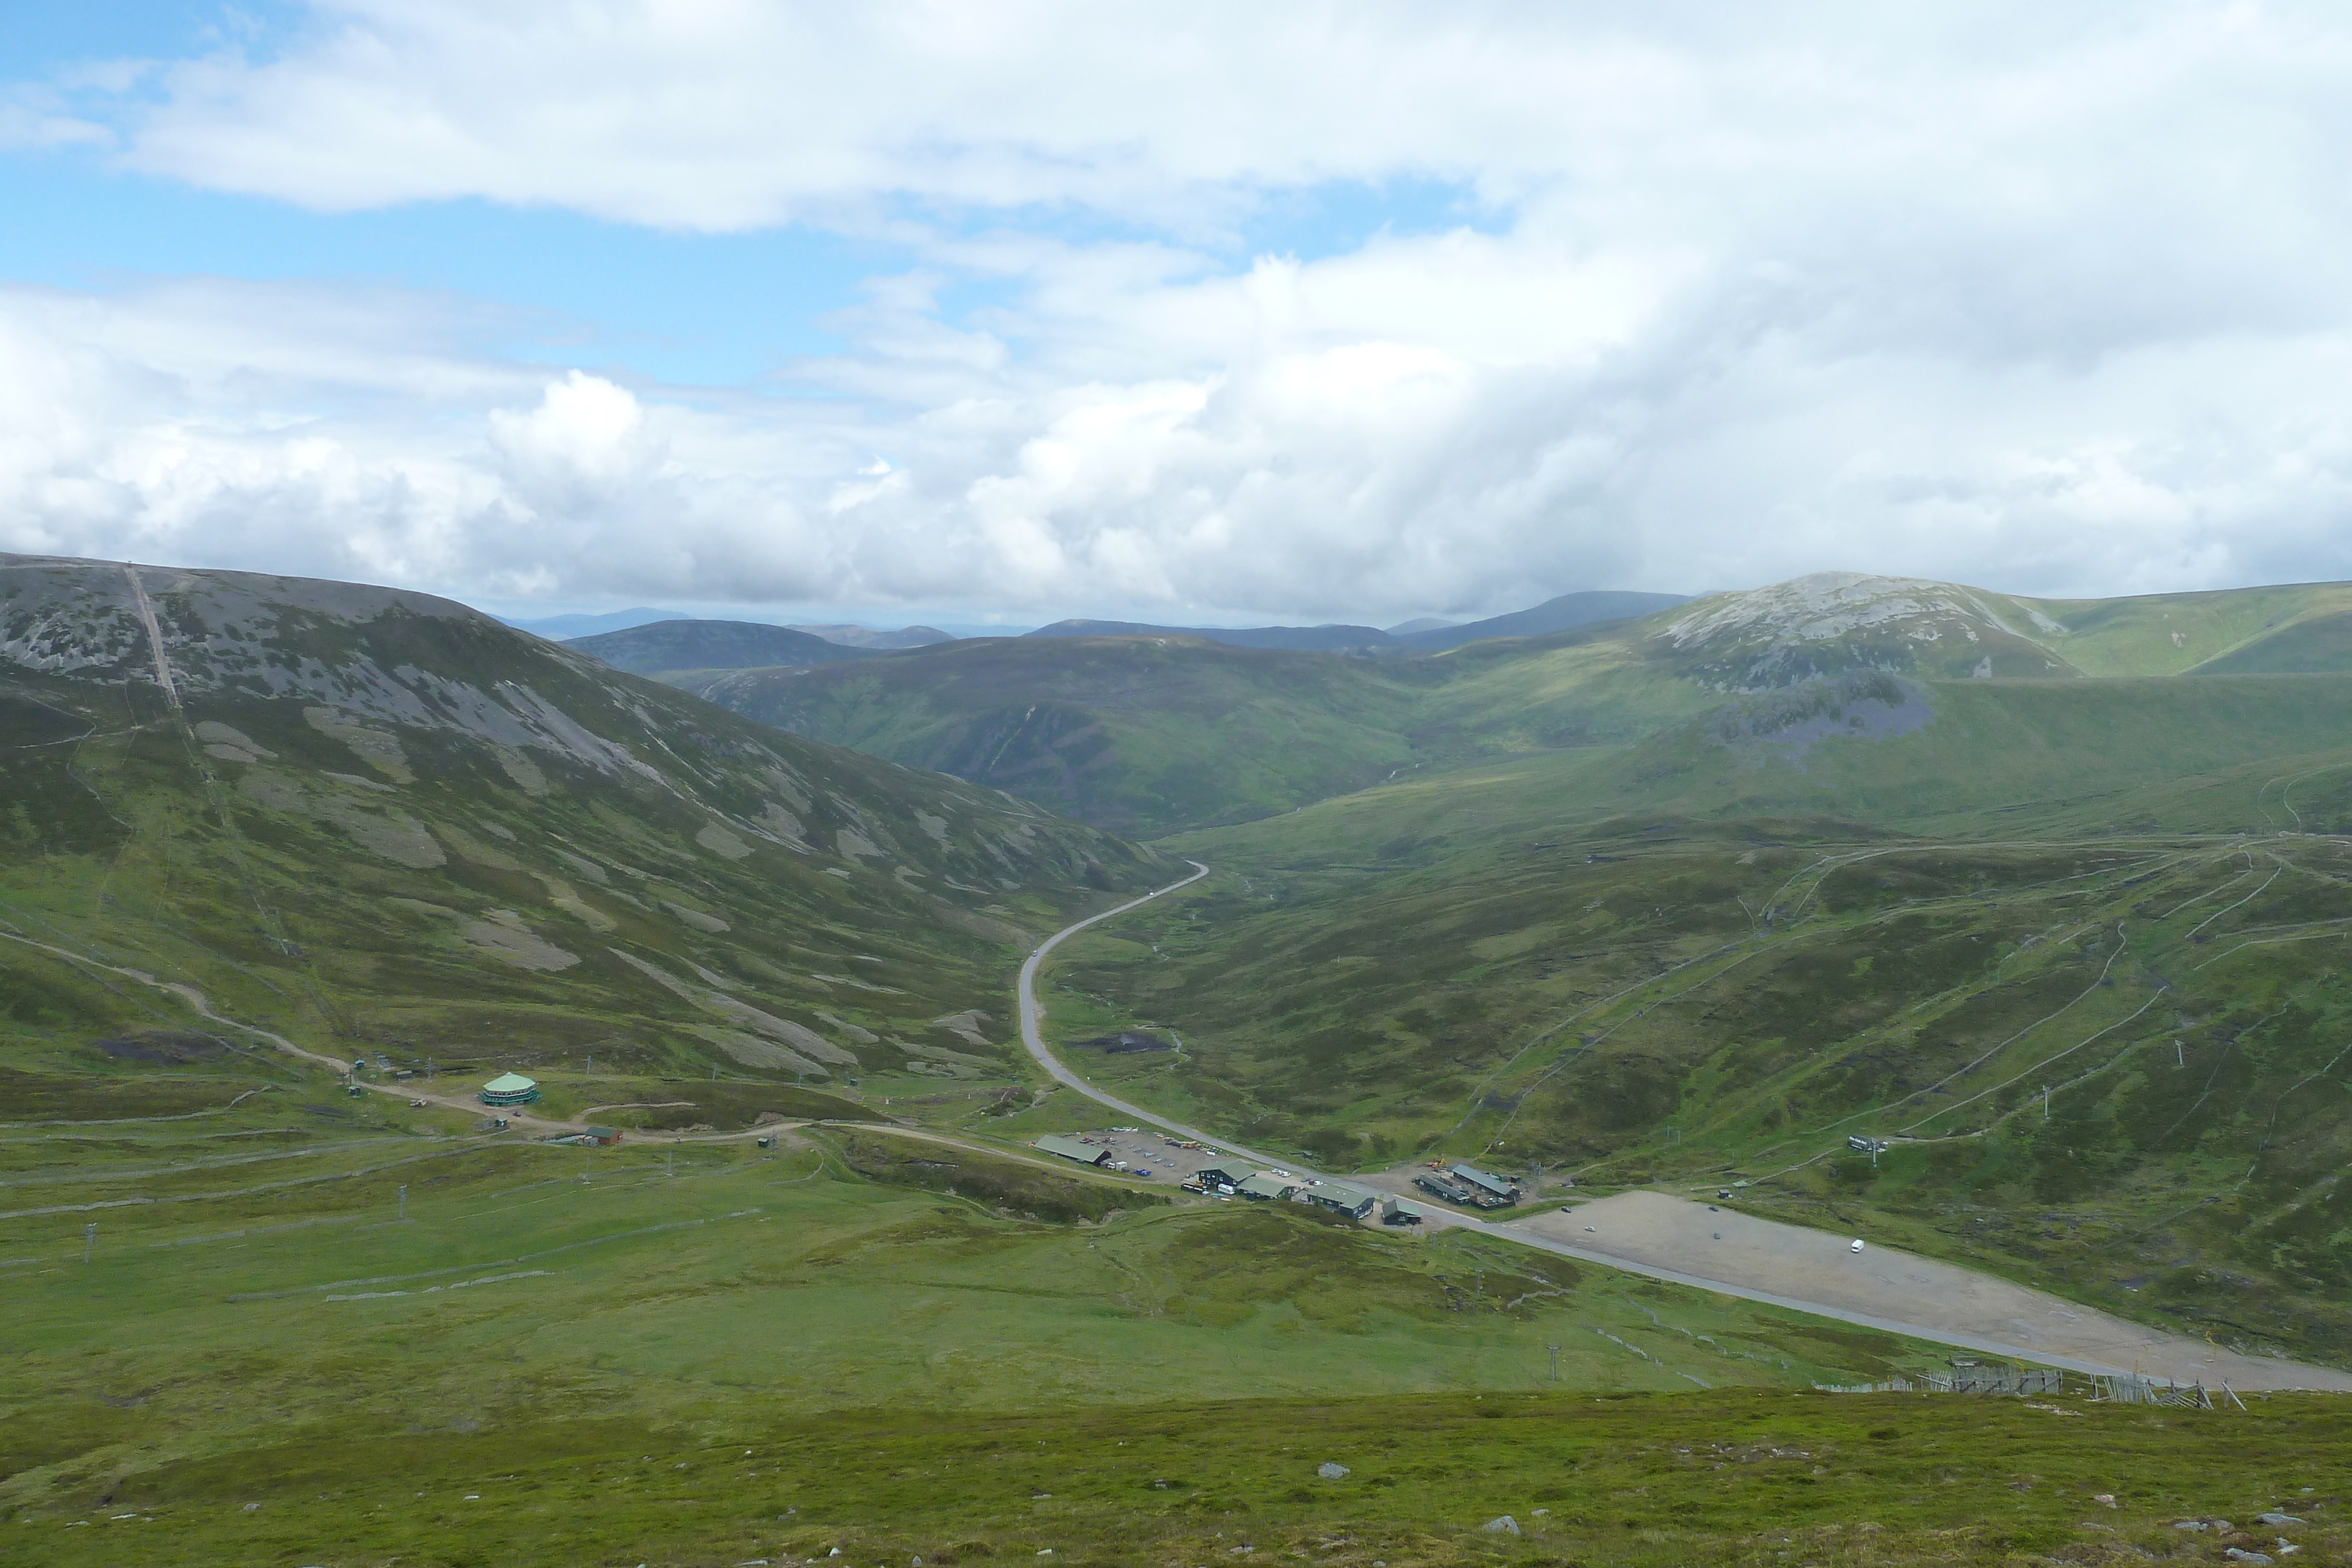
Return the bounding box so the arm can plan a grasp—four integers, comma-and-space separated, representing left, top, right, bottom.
479, 1072, 540, 1106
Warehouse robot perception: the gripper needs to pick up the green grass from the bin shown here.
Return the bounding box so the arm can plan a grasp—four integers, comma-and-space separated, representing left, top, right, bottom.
3, 1075, 2044, 1563
18, 1380, 2351, 1566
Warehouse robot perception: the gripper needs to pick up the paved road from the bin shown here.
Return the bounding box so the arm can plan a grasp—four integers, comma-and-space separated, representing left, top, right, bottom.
1013, 865, 2352, 1390
1015, 859, 1301, 1165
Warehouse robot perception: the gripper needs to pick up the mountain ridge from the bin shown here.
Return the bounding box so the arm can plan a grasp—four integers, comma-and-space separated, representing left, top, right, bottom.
0, 551, 1168, 1096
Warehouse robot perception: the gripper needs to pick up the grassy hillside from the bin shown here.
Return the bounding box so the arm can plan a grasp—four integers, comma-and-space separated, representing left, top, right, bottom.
677, 625, 1725, 837
1031, 661, 2352, 1366
1589, 670, 2352, 831
0, 554, 1168, 1111
2, 1066, 2026, 1563
2029, 580, 2352, 676
8, 1065, 2336, 1568
1054, 814, 2352, 1366
676, 635, 1439, 837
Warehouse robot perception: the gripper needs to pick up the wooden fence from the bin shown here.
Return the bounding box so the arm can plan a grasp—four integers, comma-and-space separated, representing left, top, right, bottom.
1815, 1368, 2065, 1396
1817, 1369, 2249, 1407
2088, 1374, 2246, 1409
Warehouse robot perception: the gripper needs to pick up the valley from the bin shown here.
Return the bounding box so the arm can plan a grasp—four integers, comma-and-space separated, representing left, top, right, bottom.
11, 554, 2352, 1564
984, 576, 2352, 1376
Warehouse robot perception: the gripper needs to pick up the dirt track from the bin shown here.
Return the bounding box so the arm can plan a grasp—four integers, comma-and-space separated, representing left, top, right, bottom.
1508, 1191, 2352, 1392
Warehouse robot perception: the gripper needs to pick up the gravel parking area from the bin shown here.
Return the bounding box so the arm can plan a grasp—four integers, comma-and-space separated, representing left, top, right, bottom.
1511, 1191, 2352, 1392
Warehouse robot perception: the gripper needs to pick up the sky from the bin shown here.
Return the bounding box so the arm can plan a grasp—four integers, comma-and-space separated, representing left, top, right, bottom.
4, 2, 2351, 626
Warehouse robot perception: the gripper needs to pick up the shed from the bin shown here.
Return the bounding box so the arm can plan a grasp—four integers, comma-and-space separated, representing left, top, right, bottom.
1196, 1161, 1257, 1190
1448, 1162, 1519, 1203
479, 1072, 540, 1106
1379, 1195, 1424, 1226
1415, 1171, 1474, 1203
1235, 1173, 1297, 1201
1308, 1180, 1378, 1220
583, 1125, 621, 1146
1035, 1134, 1113, 1167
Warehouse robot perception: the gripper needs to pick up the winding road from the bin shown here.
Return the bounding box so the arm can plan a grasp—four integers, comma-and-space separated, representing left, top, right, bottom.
1015, 861, 2352, 1392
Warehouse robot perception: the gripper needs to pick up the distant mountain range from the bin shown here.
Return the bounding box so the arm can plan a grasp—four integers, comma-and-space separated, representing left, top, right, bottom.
788, 623, 956, 649
506, 608, 956, 648
1022, 590, 1692, 653
525, 590, 1685, 662
565, 619, 881, 674
506, 606, 690, 639
666, 569, 2352, 837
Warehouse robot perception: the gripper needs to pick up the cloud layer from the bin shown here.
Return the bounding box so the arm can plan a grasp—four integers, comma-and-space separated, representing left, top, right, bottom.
6, 2, 2352, 616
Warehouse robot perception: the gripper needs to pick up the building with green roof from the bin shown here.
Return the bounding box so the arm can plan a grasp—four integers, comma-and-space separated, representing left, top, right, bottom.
479, 1072, 539, 1106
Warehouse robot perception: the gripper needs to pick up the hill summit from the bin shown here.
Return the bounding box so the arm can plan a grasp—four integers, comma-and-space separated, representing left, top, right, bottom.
1652, 571, 2077, 688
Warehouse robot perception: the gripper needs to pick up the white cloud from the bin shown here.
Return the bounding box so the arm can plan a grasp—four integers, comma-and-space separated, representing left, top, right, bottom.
8, 4, 2352, 616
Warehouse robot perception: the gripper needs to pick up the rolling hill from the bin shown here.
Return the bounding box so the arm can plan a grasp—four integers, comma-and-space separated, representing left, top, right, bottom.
672, 634, 1441, 837
564, 616, 878, 673
679, 571, 2352, 840
1395, 587, 1693, 650
1023, 618, 1396, 651
1017, 589, 1692, 655
788, 621, 956, 648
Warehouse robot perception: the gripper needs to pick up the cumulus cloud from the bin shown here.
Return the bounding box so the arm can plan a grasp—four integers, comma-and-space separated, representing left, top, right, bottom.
7, 2, 2352, 615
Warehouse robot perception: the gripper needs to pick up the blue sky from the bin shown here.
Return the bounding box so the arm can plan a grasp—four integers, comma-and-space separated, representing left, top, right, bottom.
1, 6, 1485, 394
2, 4, 2348, 624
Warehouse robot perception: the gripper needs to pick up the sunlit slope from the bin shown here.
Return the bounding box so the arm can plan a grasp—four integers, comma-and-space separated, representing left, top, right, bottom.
1145, 667, 2352, 850
1398, 627, 1716, 753
1595, 670, 2352, 830
2024, 580, 2352, 676
0, 553, 1166, 1104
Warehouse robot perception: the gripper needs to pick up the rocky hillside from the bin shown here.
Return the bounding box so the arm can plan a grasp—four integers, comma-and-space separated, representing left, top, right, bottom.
0, 553, 1168, 1095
